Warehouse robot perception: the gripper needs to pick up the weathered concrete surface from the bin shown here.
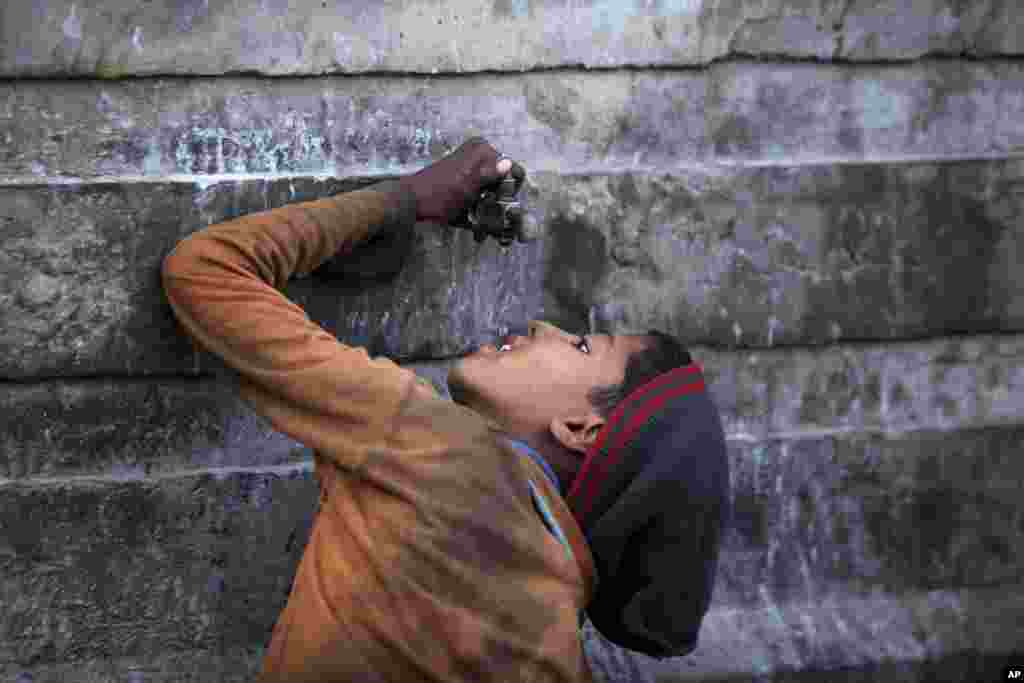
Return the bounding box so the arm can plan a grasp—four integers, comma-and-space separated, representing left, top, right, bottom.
4, 332, 1023, 481
717, 425, 1024, 607
0, 468, 316, 672
3, 425, 1022, 678
582, 587, 1024, 682
700, 332, 1024, 440
356, 161, 1024, 360
0, 377, 309, 480
0, 176, 368, 378
1, 0, 1021, 78
3, 161, 1023, 378
3, 62, 1024, 183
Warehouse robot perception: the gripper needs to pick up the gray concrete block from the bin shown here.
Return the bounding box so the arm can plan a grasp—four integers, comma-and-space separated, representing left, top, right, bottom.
1, 0, 1020, 78
5, 333, 1023, 481
0, 377, 309, 480
3, 62, 1024, 183
0, 176, 368, 378
534, 161, 1024, 350
699, 332, 1024, 440
718, 425, 1024, 609
0, 468, 317, 669
5, 160, 1023, 378
840, 0, 1024, 60
0, 180, 203, 377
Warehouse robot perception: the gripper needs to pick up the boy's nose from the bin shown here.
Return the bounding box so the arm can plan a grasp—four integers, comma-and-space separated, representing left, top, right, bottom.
528, 320, 557, 338
528, 319, 574, 340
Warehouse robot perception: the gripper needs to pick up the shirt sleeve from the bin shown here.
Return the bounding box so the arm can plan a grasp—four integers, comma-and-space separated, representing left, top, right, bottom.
161, 179, 424, 470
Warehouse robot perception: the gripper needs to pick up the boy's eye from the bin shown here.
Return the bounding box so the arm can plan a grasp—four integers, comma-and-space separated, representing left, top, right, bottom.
575, 336, 591, 354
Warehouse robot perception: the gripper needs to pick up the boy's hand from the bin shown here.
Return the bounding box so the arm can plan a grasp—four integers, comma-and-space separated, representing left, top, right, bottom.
403, 137, 525, 225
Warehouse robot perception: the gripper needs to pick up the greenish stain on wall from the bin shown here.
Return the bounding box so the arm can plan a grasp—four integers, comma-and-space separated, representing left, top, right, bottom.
508, 0, 530, 20
590, 0, 701, 34
752, 445, 767, 468
96, 64, 126, 80
591, 0, 637, 34
143, 140, 162, 175
173, 126, 333, 174
859, 81, 905, 131
167, 123, 437, 176
413, 127, 432, 151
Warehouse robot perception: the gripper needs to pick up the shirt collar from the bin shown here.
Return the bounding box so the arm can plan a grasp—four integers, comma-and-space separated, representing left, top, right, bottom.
504, 437, 562, 495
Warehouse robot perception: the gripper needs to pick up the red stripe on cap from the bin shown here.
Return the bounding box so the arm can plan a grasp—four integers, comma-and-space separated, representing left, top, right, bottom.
574, 377, 705, 520
569, 364, 701, 501
568, 364, 705, 518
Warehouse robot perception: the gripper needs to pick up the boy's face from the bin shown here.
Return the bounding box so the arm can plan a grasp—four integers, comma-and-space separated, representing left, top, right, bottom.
448, 320, 650, 479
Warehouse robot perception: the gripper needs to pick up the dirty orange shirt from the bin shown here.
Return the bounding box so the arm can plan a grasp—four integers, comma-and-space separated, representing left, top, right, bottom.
161, 180, 596, 682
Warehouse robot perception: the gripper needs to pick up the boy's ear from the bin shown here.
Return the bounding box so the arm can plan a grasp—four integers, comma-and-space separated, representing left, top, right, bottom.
549, 414, 606, 454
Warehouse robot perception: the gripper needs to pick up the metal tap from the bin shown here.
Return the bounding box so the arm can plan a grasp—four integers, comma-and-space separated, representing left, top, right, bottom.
467, 173, 528, 247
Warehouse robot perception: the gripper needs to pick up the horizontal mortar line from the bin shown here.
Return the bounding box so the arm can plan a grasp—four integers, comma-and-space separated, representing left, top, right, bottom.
724, 418, 1024, 444
706, 583, 1024, 623
3, 151, 1024, 189
689, 327, 1024, 356
4, 51, 1024, 84
3, 419, 1023, 490
0, 461, 314, 490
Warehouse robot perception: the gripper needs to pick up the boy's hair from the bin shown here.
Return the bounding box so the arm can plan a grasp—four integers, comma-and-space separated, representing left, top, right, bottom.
587, 330, 693, 419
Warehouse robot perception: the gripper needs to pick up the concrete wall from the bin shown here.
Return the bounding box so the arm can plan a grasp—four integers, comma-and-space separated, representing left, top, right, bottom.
2, 1, 1023, 681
